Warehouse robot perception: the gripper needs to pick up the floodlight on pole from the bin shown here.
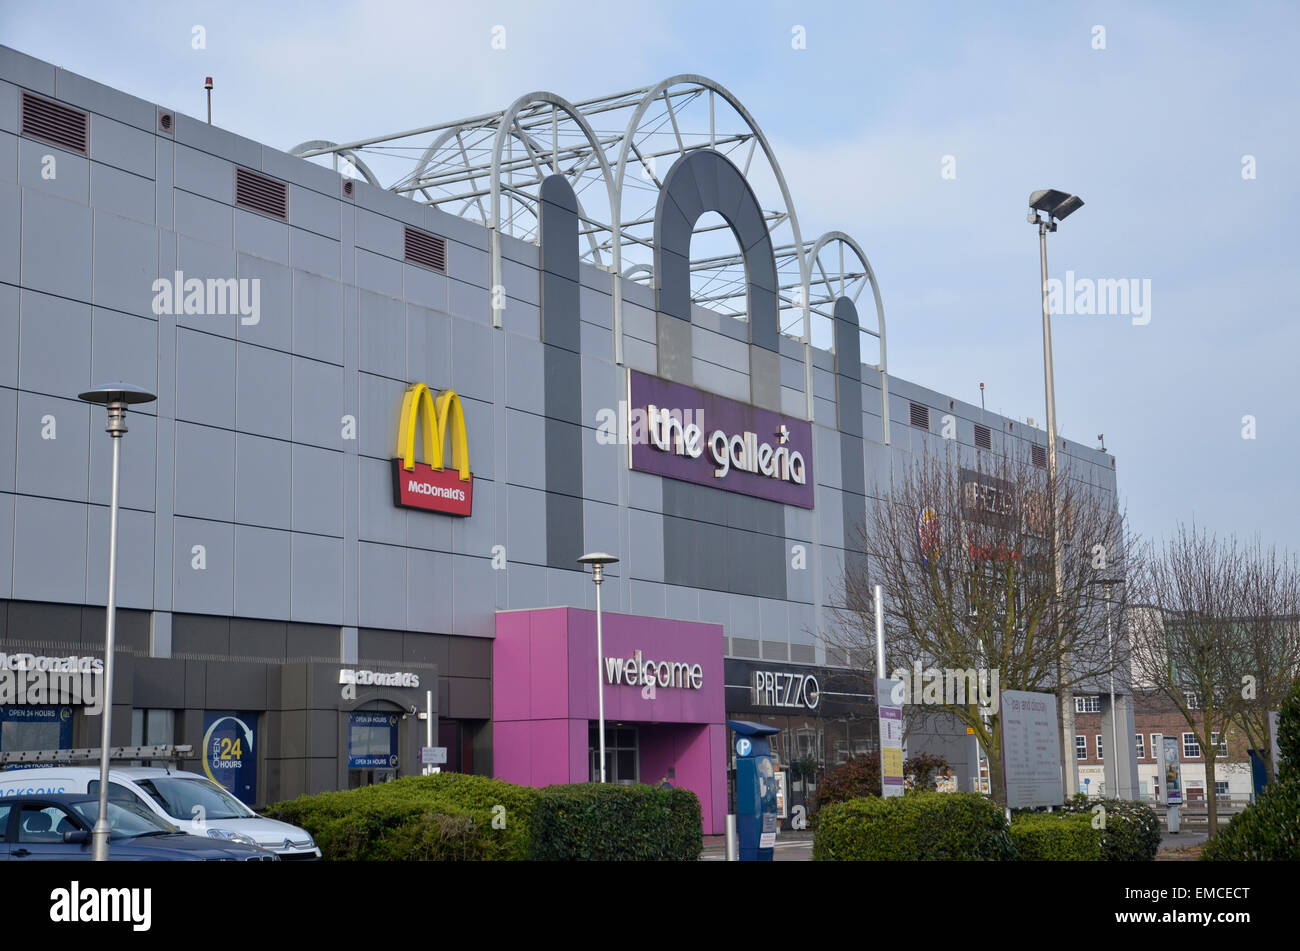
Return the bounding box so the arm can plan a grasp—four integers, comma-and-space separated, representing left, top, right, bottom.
578, 552, 619, 783
1027, 189, 1083, 800
78, 383, 156, 861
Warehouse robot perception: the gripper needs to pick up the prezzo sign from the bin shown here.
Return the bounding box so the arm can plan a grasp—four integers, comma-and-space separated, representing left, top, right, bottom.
751, 670, 820, 710
391, 383, 473, 517
628, 370, 814, 509
604, 649, 703, 690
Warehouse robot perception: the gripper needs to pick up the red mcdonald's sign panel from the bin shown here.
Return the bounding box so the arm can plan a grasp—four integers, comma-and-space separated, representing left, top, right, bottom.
391, 383, 473, 517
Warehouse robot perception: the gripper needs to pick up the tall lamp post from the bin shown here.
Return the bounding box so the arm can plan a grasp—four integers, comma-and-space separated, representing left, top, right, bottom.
1088, 577, 1123, 797
1028, 188, 1084, 800
578, 552, 619, 783
79, 383, 156, 861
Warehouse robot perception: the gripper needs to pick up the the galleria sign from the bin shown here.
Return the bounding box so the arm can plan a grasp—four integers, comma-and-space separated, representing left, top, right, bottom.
646, 405, 807, 485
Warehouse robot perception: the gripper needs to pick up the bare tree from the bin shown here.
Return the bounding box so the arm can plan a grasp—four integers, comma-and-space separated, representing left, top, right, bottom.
1131, 526, 1300, 834
829, 441, 1133, 804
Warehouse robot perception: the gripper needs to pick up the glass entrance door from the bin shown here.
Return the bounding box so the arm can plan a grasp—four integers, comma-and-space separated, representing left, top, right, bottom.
588, 725, 638, 784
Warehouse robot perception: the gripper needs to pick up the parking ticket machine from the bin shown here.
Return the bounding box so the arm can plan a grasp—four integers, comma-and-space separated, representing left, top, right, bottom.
730, 719, 781, 862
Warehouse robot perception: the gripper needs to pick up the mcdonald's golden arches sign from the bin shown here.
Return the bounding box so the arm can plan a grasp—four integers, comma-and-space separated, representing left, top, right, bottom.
391, 383, 473, 516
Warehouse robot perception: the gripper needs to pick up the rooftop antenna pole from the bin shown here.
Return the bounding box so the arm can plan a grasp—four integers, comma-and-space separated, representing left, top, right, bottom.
979, 381, 985, 412
205, 77, 213, 124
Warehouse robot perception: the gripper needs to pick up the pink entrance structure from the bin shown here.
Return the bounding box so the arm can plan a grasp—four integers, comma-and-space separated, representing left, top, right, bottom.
493, 607, 728, 835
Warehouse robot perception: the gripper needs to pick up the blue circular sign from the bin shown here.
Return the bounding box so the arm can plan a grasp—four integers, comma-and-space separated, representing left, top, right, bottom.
736, 737, 752, 757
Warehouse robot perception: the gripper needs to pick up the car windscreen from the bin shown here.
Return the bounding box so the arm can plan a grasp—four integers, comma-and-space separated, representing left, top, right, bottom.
136, 777, 255, 821
71, 800, 180, 839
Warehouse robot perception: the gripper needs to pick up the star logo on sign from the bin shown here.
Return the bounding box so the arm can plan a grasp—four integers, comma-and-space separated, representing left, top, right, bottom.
776, 425, 790, 445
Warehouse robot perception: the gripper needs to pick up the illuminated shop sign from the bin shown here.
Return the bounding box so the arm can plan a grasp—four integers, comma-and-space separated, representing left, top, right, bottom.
751, 670, 820, 710
339, 669, 422, 688
628, 370, 814, 508
392, 382, 473, 517
604, 649, 703, 690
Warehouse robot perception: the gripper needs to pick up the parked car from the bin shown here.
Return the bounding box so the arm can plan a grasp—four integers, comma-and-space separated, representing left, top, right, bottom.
0, 767, 320, 860
0, 794, 278, 861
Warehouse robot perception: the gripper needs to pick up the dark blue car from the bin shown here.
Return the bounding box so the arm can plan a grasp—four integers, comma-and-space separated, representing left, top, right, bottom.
0, 794, 278, 861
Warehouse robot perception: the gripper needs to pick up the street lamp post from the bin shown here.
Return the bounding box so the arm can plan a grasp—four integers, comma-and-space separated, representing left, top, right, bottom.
1028, 189, 1084, 801
1088, 577, 1123, 798
79, 383, 156, 861
578, 552, 619, 783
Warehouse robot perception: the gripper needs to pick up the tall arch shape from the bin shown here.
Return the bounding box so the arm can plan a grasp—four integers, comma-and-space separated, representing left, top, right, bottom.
288, 140, 382, 188
488, 92, 618, 329
612, 75, 813, 417
808, 230, 891, 444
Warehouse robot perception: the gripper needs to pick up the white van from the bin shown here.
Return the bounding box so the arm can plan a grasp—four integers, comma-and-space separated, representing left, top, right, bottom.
0, 766, 320, 860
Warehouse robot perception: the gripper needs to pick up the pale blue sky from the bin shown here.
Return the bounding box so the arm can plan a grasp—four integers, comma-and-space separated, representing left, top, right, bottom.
5, 0, 1297, 551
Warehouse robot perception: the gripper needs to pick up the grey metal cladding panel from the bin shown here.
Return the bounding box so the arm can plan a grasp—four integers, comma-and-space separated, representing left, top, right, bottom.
654, 247, 692, 321
234, 208, 289, 266
627, 508, 664, 583
0, 130, 13, 184
356, 372, 405, 461
288, 184, 339, 240
628, 580, 666, 619
355, 248, 402, 298
0, 183, 13, 285
234, 524, 291, 620
818, 486, 844, 550
504, 408, 545, 490
582, 498, 619, 559
785, 544, 813, 603
663, 515, 728, 591
692, 358, 748, 403
623, 336, 656, 374
358, 456, 404, 545
458, 393, 494, 482
836, 376, 863, 437
0, 79, 14, 134
544, 491, 584, 571
174, 144, 233, 205
726, 528, 786, 600
407, 548, 453, 633
173, 112, 262, 170
0, 46, 56, 94
540, 272, 580, 353
354, 207, 403, 259
173, 188, 232, 247
543, 345, 582, 425
261, 145, 340, 197
451, 554, 496, 637
579, 322, 612, 364
406, 303, 450, 386
405, 263, 448, 313
505, 334, 544, 413
229, 618, 288, 660
90, 114, 154, 179
235, 343, 292, 440
94, 222, 159, 327
542, 417, 582, 497
291, 443, 344, 537
579, 285, 613, 332
505, 483, 547, 565
292, 357, 344, 449
291, 532, 344, 626
174, 422, 235, 521
20, 137, 88, 203
11, 495, 87, 603
16, 391, 89, 502
235, 433, 291, 530
357, 540, 406, 630
0, 389, 13, 494
628, 469, 661, 513
579, 355, 617, 435
175, 237, 237, 339
358, 289, 405, 380
19, 289, 91, 398
450, 317, 494, 402
507, 561, 547, 610
839, 432, 866, 498
581, 426, 618, 506
291, 228, 341, 280
693, 324, 747, 369
174, 316, 236, 425
501, 258, 540, 307
833, 298, 862, 376
172, 516, 234, 615
53, 66, 153, 131
22, 188, 92, 301
623, 301, 655, 343
841, 490, 867, 555
449, 278, 490, 324
293, 271, 344, 366
88, 409, 155, 511
236, 254, 291, 351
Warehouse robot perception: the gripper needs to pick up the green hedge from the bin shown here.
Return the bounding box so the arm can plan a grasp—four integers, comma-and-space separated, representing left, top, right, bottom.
1057, 796, 1161, 861
1200, 779, 1300, 860
813, 792, 1015, 861
265, 773, 541, 861
529, 783, 702, 861
1010, 813, 1101, 861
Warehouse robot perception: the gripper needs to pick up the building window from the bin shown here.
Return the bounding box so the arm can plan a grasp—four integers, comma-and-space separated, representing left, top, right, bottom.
1075, 735, 1088, 760
1074, 696, 1100, 714
130, 709, 176, 747
1183, 733, 1201, 758
1210, 732, 1228, 756
1096, 734, 1104, 760
1215, 781, 1229, 798
1151, 734, 1162, 759
1135, 734, 1145, 758
1183, 691, 1201, 710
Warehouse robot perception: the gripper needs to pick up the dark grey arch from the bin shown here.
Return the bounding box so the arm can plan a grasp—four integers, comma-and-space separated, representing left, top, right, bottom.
653, 149, 780, 353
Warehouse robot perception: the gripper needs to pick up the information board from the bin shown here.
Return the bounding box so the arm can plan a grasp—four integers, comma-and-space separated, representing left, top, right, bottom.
877, 678, 904, 798
999, 690, 1063, 808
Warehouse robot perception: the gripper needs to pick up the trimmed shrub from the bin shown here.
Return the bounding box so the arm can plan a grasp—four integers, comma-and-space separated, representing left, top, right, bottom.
1201, 776, 1300, 860
1010, 813, 1101, 861
813, 791, 1015, 861
528, 783, 702, 861
814, 752, 951, 812
1276, 678, 1300, 783
1057, 795, 1161, 861
265, 773, 541, 861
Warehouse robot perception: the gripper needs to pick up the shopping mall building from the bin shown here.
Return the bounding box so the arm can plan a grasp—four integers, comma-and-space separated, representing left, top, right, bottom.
0, 46, 1122, 831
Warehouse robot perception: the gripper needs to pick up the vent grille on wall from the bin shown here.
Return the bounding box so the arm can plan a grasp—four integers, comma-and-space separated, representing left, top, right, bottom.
974, 423, 992, 450
908, 402, 929, 430
20, 92, 88, 154
404, 227, 447, 272
1032, 444, 1048, 468
235, 167, 288, 219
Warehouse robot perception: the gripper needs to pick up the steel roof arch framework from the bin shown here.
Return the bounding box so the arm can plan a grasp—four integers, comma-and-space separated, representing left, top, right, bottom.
288, 139, 382, 188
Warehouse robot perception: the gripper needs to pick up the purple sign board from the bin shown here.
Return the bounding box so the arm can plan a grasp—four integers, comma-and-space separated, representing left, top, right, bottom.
627, 370, 815, 509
